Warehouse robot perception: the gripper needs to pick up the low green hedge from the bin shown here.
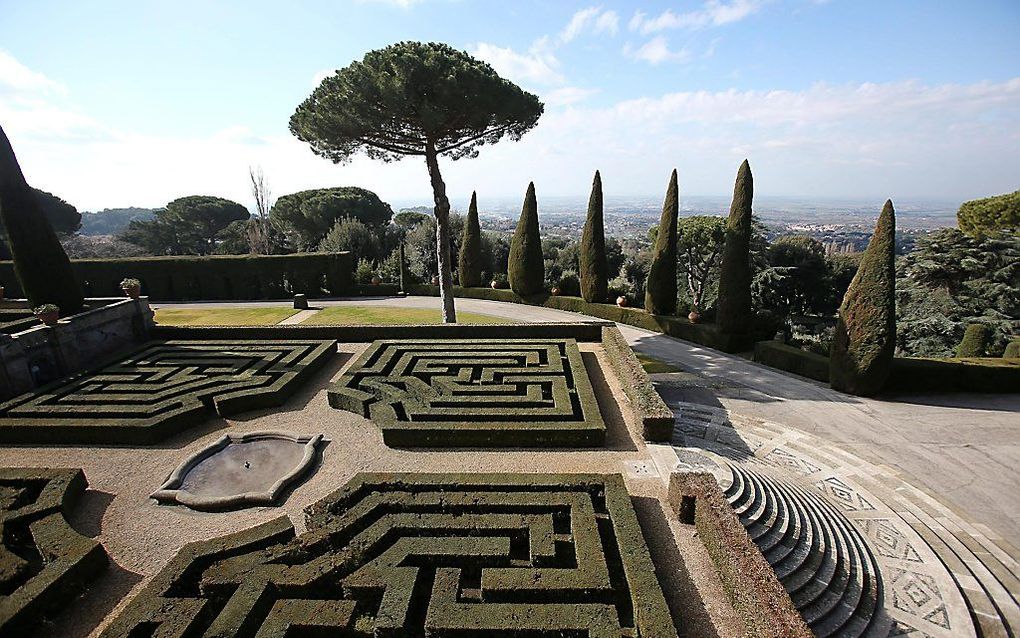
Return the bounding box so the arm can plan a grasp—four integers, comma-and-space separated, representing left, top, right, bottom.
408, 285, 755, 352
668, 472, 812, 638
754, 341, 1020, 393
151, 322, 609, 343
0, 252, 355, 301
753, 341, 830, 383
601, 326, 675, 441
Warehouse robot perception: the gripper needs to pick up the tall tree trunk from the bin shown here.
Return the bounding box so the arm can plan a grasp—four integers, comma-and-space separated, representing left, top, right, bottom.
424, 142, 456, 323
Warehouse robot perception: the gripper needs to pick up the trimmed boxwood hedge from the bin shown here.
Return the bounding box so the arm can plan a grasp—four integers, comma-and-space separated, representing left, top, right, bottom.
601, 325, 674, 441
668, 472, 811, 638
408, 284, 755, 352
0, 468, 109, 635
754, 340, 1020, 393
0, 252, 354, 301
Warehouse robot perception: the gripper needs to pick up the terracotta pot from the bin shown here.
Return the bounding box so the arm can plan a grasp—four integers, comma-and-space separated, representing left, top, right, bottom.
688, 310, 701, 323
37, 311, 59, 326
123, 285, 141, 299
550, 287, 561, 296
616, 296, 628, 307
431, 275, 440, 286
371, 276, 382, 286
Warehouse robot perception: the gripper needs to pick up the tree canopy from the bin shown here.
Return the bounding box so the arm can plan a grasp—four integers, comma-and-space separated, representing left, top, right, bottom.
270, 187, 392, 251
289, 41, 543, 321
31, 188, 81, 235
120, 195, 248, 255
957, 190, 1020, 238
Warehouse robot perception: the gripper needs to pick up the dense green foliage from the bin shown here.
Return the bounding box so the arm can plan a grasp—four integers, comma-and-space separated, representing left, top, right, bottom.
269, 187, 392, 251
896, 228, 1018, 357
79, 207, 156, 235
677, 215, 725, 312
717, 160, 754, 334
290, 41, 543, 323
830, 201, 897, 395
957, 190, 1020, 237
956, 323, 991, 357
120, 195, 249, 255
30, 188, 81, 234
1004, 340, 1020, 359
644, 170, 679, 315
760, 236, 829, 316
579, 171, 607, 302
0, 125, 84, 314
508, 183, 544, 296
317, 217, 383, 261
458, 192, 482, 287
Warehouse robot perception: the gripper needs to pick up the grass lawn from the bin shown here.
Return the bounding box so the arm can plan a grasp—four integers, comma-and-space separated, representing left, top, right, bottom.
301, 306, 515, 325
636, 352, 683, 374
154, 307, 299, 326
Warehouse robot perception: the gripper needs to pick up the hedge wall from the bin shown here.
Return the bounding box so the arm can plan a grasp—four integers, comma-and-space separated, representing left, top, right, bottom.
0, 252, 354, 302
407, 285, 755, 352
601, 325, 675, 441
754, 340, 1020, 393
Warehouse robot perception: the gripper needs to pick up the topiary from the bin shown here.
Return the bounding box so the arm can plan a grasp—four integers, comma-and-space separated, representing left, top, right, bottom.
458, 191, 483, 287
0, 125, 84, 315
956, 323, 991, 358
579, 170, 607, 302
644, 169, 679, 315
1004, 340, 1020, 359
717, 159, 754, 335
829, 200, 896, 396
508, 182, 544, 296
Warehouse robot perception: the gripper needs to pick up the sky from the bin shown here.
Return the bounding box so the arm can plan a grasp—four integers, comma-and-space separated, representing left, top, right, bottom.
1, 0, 1018, 212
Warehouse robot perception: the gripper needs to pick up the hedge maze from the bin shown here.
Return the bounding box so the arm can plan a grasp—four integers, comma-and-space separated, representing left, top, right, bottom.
0, 340, 335, 444
0, 468, 108, 635
329, 339, 606, 447
101, 473, 676, 637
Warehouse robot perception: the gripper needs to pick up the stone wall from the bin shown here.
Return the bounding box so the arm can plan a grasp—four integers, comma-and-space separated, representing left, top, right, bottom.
0, 298, 154, 399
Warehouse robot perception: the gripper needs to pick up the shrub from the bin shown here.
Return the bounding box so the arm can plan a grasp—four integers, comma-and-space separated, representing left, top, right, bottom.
644, 169, 679, 315
557, 271, 580, 297
956, 323, 991, 357
317, 216, 381, 260
508, 182, 544, 296
717, 159, 754, 335
1004, 340, 1020, 359
830, 200, 896, 395
579, 170, 608, 302
270, 187, 393, 250
458, 192, 483, 288
354, 258, 376, 285
120, 277, 141, 289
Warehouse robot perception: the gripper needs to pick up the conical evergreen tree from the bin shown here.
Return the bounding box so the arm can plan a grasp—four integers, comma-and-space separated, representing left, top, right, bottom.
0, 125, 83, 315
829, 200, 896, 396
508, 182, 544, 296
458, 191, 482, 288
580, 170, 607, 302
398, 241, 408, 292
717, 159, 753, 335
644, 169, 679, 315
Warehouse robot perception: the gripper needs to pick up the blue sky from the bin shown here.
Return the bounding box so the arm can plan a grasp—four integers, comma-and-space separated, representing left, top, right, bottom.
1, 0, 1018, 211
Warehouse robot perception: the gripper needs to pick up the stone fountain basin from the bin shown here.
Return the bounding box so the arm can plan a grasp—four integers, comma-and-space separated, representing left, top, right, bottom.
152, 431, 323, 511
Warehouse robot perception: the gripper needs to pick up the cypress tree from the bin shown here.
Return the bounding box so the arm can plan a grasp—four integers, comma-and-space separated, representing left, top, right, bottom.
830, 200, 897, 396
458, 191, 482, 287
580, 170, 608, 302
0, 125, 83, 315
508, 182, 544, 296
398, 241, 408, 292
644, 169, 679, 315
717, 159, 753, 335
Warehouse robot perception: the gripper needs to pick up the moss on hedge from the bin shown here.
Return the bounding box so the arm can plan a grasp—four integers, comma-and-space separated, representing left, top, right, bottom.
753, 341, 830, 383
601, 326, 675, 441
956, 322, 991, 358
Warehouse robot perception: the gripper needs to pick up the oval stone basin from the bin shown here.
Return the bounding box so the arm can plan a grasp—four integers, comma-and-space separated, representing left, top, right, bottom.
152, 431, 323, 511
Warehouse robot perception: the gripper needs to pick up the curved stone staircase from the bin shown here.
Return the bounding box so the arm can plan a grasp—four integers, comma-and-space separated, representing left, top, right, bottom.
724, 464, 884, 637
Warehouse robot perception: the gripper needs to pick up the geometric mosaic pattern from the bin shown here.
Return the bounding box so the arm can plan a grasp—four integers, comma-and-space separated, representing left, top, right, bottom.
329, 339, 605, 447
0, 340, 335, 445
100, 473, 676, 637
0, 468, 108, 635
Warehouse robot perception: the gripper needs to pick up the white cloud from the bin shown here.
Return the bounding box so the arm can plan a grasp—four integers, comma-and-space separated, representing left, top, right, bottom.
544, 87, 600, 106
0, 50, 66, 96
630, 1, 764, 34
2, 48, 1018, 209
624, 37, 692, 65
469, 41, 564, 86
560, 7, 619, 42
